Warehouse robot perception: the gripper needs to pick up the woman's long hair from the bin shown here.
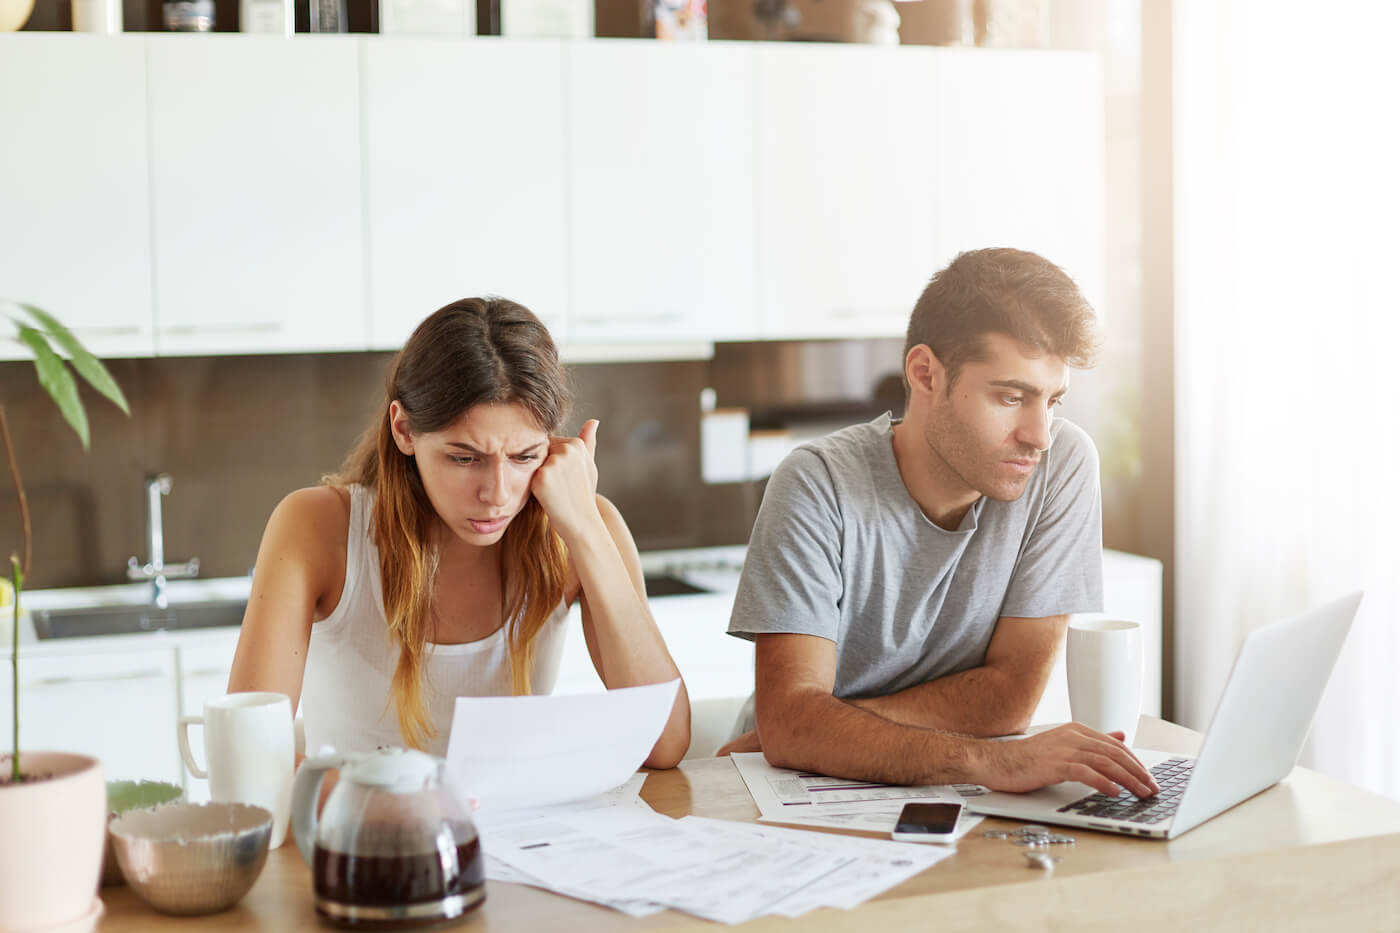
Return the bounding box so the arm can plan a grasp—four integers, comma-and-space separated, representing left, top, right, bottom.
330, 298, 572, 749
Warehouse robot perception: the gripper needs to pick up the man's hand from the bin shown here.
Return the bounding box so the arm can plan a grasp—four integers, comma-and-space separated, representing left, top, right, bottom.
716, 730, 762, 757
978, 723, 1160, 798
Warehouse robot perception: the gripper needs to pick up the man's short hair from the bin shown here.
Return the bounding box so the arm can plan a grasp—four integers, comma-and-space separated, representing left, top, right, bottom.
905, 248, 1101, 393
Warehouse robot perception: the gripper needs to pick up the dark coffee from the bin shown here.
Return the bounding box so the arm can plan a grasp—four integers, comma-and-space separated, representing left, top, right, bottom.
312, 825, 485, 929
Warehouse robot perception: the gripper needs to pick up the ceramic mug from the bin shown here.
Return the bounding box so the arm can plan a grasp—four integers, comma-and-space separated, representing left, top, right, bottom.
1066, 619, 1144, 747
179, 691, 295, 848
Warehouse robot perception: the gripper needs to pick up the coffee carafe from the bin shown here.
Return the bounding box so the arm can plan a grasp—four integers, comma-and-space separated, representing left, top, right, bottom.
290, 747, 484, 929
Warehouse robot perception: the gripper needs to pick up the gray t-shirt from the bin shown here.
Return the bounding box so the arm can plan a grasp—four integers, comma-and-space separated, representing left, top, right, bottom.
727, 412, 1104, 733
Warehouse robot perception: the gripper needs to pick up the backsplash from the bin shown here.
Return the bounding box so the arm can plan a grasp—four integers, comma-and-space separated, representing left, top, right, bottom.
0, 339, 906, 589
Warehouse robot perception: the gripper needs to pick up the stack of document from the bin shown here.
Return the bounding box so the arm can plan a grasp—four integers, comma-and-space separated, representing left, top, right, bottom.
476, 781, 953, 923
444, 681, 955, 923
730, 752, 985, 838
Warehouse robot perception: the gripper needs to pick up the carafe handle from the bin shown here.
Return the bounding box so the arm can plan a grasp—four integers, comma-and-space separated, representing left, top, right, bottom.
290, 751, 343, 868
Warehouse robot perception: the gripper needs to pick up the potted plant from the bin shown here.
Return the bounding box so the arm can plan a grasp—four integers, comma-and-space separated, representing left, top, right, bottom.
1, 302, 130, 931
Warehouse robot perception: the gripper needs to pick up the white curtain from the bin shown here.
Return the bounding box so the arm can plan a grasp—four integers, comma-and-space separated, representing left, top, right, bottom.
1175, 1, 1400, 798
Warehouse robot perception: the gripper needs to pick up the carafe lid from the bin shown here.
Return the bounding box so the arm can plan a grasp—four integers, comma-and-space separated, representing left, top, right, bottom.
341, 748, 441, 793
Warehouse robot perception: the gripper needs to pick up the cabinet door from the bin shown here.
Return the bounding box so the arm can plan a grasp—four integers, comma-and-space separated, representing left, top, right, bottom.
930, 50, 1106, 317
147, 35, 367, 356
755, 44, 939, 340
568, 41, 758, 345
1, 647, 181, 785
0, 36, 155, 359
365, 38, 569, 348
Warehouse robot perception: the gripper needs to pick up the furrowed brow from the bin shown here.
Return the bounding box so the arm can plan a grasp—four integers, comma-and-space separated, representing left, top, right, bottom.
445, 441, 546, 457
989, 379, 1069, 401
989, 379, 1043, 397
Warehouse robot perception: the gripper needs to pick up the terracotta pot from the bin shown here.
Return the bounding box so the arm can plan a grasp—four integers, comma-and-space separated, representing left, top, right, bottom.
0, 752, 107, 931
0, 0, 36, 31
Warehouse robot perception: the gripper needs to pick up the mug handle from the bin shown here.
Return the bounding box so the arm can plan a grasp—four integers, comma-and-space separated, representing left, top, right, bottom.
177, 715, 207, 779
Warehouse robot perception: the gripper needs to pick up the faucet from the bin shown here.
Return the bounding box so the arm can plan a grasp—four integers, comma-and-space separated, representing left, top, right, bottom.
127, 472, 199, 608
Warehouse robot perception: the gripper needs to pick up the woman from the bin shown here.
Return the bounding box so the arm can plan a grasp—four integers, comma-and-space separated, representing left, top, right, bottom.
227, 298, 691, 768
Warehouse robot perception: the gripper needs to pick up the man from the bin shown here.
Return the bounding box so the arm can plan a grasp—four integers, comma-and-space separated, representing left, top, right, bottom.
718, 248, 1157, 800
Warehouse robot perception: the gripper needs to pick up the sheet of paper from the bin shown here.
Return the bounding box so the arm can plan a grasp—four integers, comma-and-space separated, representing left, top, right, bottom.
475, 773, 650, 833
730, 751, 961, 817
677, 816, 954, 915
445, 679, 679, 810
469, 751, 966, 924
486, 806, 858, 925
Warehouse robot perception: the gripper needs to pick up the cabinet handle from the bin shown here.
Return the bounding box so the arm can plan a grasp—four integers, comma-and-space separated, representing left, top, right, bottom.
575, 313, 684, 327
826, 307, 886, 320
188, 667, 231, 677
34, 668, 166, 686
69, 325, 143, 337
160, 322, 283, 335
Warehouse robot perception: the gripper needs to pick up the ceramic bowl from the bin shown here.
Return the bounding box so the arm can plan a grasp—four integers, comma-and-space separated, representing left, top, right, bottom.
102, 780, 185, 886
108, 802, 272, 915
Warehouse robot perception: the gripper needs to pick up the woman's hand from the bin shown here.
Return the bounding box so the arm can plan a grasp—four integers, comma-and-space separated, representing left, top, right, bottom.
529, 419, 604, 544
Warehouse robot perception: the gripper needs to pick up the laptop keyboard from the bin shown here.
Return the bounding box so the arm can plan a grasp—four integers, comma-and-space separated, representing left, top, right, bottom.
1057, 757, 1195, 824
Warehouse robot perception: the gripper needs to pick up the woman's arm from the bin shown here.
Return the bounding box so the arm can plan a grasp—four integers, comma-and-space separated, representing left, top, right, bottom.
531, 421, 692, 768
226, 486, 349, 712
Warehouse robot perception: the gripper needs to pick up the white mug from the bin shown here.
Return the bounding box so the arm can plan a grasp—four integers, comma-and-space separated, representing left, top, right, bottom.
1066, 619, 1143, 747
179, 691, 295, 848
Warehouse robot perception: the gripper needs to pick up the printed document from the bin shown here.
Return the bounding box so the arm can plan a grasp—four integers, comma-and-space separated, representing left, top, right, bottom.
445, 679, 679, 810
730, 752, 983, 838
480, 799, 952, 924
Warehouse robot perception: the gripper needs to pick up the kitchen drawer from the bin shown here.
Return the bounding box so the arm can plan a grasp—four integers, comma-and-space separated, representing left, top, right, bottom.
1, 647, 182, 785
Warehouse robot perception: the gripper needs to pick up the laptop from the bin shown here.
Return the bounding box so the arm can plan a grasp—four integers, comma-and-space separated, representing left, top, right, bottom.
966, 591, 1362, 840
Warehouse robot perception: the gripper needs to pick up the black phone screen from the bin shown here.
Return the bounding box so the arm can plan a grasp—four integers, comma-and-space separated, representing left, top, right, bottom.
894, 802, 962, 834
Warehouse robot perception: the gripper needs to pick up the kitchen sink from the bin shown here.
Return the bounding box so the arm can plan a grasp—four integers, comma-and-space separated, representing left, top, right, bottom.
25, 572, 709, 640
29, 599, 248, 640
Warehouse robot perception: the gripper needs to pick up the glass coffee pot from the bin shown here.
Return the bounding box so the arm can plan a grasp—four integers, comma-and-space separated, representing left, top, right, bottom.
291, 748, 484, 929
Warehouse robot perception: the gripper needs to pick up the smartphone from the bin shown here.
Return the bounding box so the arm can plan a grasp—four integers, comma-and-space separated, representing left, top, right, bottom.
890, 801, 964, 844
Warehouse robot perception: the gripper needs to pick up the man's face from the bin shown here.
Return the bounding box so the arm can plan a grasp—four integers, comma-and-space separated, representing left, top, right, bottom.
922, 333, 1069, 502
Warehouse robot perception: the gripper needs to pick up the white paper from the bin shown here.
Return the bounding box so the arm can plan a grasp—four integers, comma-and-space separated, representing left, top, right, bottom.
476, 791, 958, 925
485, 806, 854, 924
730, 752, 961, 813
446, 679, 679, 810
728, 751, 984, 839
678, 817, 954, 914
464, 739, 962, 924
475, 773, 651, 834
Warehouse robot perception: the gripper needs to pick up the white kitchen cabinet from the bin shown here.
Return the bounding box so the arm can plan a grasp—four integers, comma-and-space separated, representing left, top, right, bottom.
0, 646, 181, 785
567, 41, 759, 345
929, 49, 1107, 318
754, 44, 941, 340
364, 38, 569, 348
5, 36, 1105, 359
146, 36, 367, 356
0, 35, 155, 359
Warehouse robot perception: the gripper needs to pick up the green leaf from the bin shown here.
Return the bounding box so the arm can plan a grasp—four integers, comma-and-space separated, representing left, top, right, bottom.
16, 325, 90, 450
19, 304, 130, 416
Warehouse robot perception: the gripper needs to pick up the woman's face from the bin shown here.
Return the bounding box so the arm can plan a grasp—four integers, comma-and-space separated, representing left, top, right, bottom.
391, 400, 550, 546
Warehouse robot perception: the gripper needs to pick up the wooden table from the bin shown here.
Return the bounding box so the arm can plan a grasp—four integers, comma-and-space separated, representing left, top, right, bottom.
97, 718, 1400, 931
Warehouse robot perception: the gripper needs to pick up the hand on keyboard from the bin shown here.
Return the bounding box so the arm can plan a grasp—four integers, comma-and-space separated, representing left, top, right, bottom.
978, 723, 1162, 798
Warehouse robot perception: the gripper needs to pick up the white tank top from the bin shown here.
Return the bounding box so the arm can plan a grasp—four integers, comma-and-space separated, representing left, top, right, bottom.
300, 485, 571, 758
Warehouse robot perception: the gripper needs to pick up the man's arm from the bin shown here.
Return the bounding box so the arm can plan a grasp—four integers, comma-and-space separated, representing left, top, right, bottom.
846, 614, 1068, 736
753, 633, 1158, 798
